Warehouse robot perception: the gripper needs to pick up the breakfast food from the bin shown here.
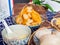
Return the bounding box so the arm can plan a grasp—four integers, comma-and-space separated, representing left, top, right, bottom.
2, 25, 31, 45
51, 18, 60, 29
2, 25, 31, 39
15, 6, 42, 26
51, 13, 60, 30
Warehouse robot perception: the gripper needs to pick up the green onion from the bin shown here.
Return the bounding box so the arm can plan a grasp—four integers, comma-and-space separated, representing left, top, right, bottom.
44, 4, 54, 12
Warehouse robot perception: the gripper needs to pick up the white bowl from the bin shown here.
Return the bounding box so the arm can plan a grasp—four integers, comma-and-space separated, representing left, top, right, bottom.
2, 25, 31, 45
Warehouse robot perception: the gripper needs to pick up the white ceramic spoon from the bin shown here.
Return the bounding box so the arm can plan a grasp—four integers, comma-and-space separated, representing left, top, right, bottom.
2, 20, 13, 35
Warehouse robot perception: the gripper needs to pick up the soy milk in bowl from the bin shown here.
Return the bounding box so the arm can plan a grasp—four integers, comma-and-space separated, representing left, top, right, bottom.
2, 25, 31, 45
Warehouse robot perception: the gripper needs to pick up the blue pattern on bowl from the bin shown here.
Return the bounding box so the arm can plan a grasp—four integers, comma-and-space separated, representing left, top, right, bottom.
4, 37, 29, 45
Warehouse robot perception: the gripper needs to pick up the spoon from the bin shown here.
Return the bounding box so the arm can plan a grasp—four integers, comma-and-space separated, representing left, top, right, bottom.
2, 20, 13, 35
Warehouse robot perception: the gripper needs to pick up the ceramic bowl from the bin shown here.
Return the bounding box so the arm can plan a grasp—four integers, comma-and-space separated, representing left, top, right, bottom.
2, 25, 31, 45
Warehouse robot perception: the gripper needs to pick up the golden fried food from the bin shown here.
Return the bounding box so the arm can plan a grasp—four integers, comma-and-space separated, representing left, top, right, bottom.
51, 18, 60, 28
15, 15, 23, 24
55, 18, 60, 25
15, 6, 42, 26
31, 10, 42, 23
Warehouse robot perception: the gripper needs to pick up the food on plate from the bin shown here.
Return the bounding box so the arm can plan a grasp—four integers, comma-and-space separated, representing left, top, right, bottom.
15, 6, 42, 26
51, 18, 60, 28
